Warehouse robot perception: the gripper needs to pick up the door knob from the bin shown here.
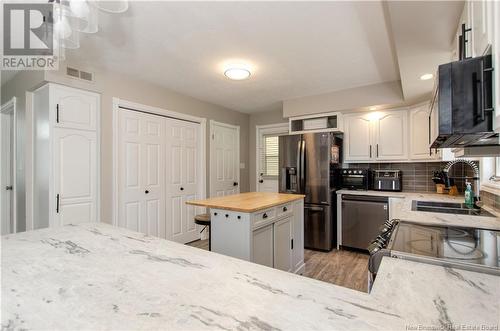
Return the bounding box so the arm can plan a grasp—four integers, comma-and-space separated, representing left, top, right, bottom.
5, 186, 12, 191
180, 187, 184, 191
233, 182, 238, 186
145, 190, 149, 194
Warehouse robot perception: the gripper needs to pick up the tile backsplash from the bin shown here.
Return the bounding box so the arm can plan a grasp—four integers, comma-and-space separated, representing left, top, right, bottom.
346, 161, 479, 194
481, 190, 500, 212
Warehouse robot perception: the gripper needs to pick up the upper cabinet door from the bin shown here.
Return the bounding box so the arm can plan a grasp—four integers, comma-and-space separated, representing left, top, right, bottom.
373, 110, 408, 161
50, 84, 99, 131
344, 114, 372, 162
471, 0, 491, 57
409, 104, 439, 160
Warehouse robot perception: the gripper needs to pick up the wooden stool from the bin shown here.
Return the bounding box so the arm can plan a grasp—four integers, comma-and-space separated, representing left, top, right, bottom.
194, 213, 211, 251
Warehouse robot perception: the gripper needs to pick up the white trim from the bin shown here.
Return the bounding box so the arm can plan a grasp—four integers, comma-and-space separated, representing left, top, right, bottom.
112, 98, 207, 226
209, 120, 240, 198
255, 123, 289, 190
26, 91, 34, 231
1, 97, 17, 234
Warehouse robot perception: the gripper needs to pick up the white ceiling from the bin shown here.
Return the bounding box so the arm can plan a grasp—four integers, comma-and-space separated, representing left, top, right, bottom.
68, 1, 400, 113
386, 1, 464, 101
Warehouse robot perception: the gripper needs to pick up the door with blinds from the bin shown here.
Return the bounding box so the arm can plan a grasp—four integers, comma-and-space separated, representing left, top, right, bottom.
257, 134, 280, 192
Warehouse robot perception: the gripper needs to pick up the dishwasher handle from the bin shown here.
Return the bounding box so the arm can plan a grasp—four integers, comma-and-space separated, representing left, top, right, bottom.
342, 194, 388, 203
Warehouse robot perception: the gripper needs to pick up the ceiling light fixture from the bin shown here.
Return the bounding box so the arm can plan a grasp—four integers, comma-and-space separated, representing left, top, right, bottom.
420, 73, 433, 81
369, 106, 378, 111
224, 65, 251, 80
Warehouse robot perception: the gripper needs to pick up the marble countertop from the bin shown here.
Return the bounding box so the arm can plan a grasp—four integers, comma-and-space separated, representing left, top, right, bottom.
337, 190, 500, 230
2, 223, 499, 330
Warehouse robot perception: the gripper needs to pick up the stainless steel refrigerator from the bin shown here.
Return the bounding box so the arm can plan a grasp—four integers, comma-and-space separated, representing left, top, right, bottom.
278, 132, 342, 251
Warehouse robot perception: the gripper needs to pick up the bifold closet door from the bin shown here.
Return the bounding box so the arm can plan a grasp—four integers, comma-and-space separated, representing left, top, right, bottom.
165, 118, 201, 244
118, 109, 166, 238
52, 128, 97, 226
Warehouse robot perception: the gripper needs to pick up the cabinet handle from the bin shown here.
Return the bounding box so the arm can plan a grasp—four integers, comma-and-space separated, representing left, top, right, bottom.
369, 145, 372, 158
233, 182, 238, 186
237, 215, 241, 220
291, 239, 294, 250
214, 212, 218, 216
56, 194, 60, 213
180, 187, 184, 191
145, 190, 149, 194
262, 213, 268, 219
225, 214, 229, 218
376, 144, 379, 158
259, 179, 264, 183
56, 104, 60, 123
283, 206, 287, 212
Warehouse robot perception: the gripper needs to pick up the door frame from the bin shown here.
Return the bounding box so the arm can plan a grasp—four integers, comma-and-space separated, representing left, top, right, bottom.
112, 98, 207, 226
0, 97, 17, 234
209, 120, 240, 197
255, 123, 289, 191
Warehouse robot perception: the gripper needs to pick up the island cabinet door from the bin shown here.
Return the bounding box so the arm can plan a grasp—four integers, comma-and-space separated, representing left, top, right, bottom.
252, 224, 274, 268
273, 216, 293, 272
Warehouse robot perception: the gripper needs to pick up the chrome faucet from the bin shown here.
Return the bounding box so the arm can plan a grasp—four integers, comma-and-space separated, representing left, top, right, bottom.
443, 159, 480, 200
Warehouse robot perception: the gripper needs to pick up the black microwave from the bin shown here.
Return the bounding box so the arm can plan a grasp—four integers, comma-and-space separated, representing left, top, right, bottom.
340, 169, 371, 190
430, 54, 496, 149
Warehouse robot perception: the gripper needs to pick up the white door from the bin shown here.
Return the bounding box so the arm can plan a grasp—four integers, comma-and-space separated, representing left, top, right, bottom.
252, 224, 274, 268
274, 216, 293, 272
344, 114, 372, 161
166, 118, 201, 244
0, 103, 15, 235
52, 128, 97, 226
210, 121, 240, 197
373, 110, 408, 161
118, 109, 165, 237
51, 84, 98, 131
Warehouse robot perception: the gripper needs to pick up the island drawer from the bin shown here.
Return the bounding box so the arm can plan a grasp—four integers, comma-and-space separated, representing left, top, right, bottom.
252, 208, 276, 228
276, 203, 293, 217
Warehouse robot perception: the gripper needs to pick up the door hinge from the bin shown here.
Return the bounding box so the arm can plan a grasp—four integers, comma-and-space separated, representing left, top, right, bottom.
56, 104, 60, 123
291, 238, 294, 250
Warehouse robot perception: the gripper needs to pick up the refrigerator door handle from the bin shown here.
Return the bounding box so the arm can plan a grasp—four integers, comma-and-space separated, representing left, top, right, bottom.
300, 140, 306, 194
296, 140, 301, 193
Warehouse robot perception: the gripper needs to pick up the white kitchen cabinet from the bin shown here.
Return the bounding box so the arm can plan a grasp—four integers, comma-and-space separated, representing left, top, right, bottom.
252, 224, 274, 268
33, 84, 100, 228
273, 216, 293, 272
409, 103, 442, 160
471, 0, 492, 57
344, 110, 407, 162
373, 111, 408, 161
493, 0, 500, 133
344, 114, 373, 161
206, 197, 305, 274
50, 84, 98, 131
53, 128, 98, 226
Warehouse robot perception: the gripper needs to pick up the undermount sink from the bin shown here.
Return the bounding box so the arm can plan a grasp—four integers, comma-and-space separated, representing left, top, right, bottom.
411, 200, 494, 217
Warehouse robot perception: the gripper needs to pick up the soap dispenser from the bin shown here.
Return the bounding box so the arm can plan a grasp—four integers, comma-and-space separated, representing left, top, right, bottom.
464, 182, 474, 207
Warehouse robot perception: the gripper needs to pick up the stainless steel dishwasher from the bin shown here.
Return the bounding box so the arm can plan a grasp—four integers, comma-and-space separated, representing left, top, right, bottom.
341, 194, 389, 251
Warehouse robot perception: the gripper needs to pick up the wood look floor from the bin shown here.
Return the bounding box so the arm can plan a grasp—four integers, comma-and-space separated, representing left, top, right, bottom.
186, 240, 369, 293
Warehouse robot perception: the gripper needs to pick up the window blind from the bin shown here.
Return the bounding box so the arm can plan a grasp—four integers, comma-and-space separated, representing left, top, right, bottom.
259, 135, 279, 178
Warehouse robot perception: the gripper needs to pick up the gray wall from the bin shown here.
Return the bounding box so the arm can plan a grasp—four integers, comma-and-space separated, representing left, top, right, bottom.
44, 65, 250, 224
248, 108, 287, 191
1, 71, 45, 232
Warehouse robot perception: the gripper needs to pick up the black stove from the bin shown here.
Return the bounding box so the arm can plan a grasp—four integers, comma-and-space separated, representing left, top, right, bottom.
368, 220, 500, 287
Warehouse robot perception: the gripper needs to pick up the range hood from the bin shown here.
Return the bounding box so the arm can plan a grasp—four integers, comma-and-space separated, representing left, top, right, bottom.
430, 54, 496, 149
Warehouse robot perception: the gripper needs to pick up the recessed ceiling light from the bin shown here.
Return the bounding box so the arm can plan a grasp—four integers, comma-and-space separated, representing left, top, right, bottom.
420, 73, 433, 81
224, 66, 251, 80
369, 106, 378, 111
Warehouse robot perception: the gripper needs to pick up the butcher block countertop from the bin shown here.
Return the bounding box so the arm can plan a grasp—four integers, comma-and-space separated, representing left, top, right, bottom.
186, 192, 305, 212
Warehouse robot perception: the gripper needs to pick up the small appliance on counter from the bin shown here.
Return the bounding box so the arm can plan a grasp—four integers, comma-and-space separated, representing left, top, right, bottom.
373, 170, 402, 192
339, 168, 371, 190
367, 220, 500, 290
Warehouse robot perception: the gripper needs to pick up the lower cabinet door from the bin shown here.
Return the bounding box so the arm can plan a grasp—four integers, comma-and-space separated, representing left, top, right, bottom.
252, 224, 274, 268
273, 216, 293, 272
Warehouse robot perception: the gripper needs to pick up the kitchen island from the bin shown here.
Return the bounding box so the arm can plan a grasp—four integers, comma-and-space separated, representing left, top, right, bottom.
186, 192, 305, 273
2, 223, 499, 330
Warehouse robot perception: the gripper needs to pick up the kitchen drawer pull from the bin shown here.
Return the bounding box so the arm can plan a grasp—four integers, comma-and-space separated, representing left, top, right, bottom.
237, 215, 241, 219
214, 212, 218, 216
225, 214, 229, 218
262, 213, 268, 219
282, 206, 287, 212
